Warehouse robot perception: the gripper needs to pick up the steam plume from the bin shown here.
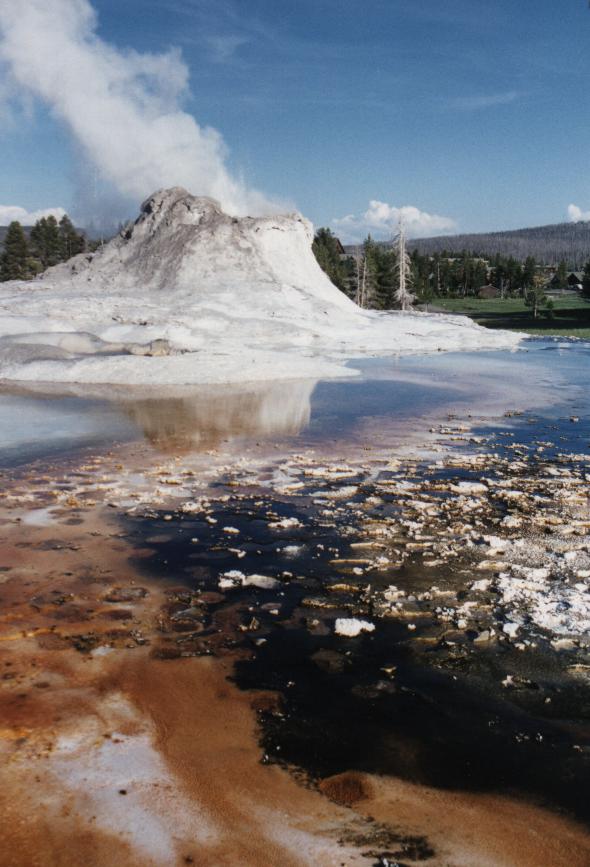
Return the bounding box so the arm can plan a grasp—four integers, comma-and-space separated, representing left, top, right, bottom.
0, 0, 279, 218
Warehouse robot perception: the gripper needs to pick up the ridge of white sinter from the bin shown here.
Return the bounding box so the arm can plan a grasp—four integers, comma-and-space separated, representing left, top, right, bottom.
0, 188, 522, 384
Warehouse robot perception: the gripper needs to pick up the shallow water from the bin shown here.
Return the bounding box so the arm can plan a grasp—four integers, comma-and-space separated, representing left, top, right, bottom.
0, 393, 137, 466
0, 338, 586, 467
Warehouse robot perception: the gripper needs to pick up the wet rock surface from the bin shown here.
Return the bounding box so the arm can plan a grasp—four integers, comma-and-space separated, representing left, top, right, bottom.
118, 407, 590, 826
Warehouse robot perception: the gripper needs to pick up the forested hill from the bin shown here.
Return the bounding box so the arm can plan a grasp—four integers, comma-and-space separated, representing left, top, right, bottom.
407, 221, 590, 266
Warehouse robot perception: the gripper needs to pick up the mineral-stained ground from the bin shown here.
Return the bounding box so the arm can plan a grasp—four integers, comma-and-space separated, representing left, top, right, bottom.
1, 401, 589, 866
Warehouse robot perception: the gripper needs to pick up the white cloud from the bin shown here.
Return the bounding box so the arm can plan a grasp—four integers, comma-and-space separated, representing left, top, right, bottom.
0, 205, 66, 226
0, 0, 280, 217
567, 204, 590, 223
450, 91, 519, 111
332, 200, 457, 244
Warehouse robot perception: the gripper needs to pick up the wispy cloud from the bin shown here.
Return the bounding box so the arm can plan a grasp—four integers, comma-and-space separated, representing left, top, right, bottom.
150, 0, 276, 46
332, 200, 457, 244
567, 204, 590, 222
206, 34, 248, 63
154, 0, 355, 70
450, 91, 520, 111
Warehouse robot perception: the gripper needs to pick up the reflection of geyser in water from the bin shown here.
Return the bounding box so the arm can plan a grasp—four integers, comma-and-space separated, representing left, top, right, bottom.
0, 379, 317, 454
118, 380, 316, 452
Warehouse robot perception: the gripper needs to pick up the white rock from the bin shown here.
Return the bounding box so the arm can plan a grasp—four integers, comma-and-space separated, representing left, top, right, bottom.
471, 578, 491, 592
268, 517, 303, 530
282, 544, 304, 556
334, 618, 376, 637
483, 535, 507, 550
383, 585, 406, 602
450, 481, 488, 495
219, 570, 279, 590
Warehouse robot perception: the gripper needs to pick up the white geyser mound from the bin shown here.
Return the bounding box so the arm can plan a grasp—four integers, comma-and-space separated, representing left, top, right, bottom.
0, 188, 521, 385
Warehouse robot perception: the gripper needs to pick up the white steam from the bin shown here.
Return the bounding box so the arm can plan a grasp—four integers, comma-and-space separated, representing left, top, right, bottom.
0, 0, 280, 217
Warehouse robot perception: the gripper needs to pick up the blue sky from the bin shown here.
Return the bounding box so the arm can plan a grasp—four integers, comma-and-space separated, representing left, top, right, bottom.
1, 0, 590, 238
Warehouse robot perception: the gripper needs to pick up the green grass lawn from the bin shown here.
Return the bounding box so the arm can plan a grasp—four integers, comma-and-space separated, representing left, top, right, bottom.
434, 295, 590, 338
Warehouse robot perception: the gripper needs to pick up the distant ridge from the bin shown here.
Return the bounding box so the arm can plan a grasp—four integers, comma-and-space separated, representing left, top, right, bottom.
407, 221, 590, 267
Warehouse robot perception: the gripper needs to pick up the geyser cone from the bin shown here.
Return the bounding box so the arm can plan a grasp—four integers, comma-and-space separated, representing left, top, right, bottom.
0, 188, 522, 386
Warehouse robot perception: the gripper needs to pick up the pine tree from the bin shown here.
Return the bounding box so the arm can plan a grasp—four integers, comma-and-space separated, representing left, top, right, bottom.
524, 274, 547, 319
0, 222, 30, 281
312, 228, 347, 291
491, 254, 507, 297
555, 259, 568, 290
30, 217, 49, 267
439, 257, 453, 295
29, 219, 43, 265
409, 250, 431, 300
522, 255, 537, 290
582, 261, 590, 299
361, 235, 379, 308
472, 259, 488, 293
369, 246, 395, 309
44, 216, 62, 267
505, 257, 522, 295
459, 253, 472, 296
59, 215, 86, 260
339, 255, 358, 300
30, 216, 63, 268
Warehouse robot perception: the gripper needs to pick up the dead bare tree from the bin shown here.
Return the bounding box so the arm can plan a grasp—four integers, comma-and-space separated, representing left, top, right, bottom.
394, 220, 415, 311
352, 245, 370, 308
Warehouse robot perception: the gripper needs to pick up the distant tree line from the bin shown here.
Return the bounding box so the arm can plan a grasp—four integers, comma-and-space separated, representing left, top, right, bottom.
0, 215, 91, 282
313, 229, 590, 308
407, 221, 590, 268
